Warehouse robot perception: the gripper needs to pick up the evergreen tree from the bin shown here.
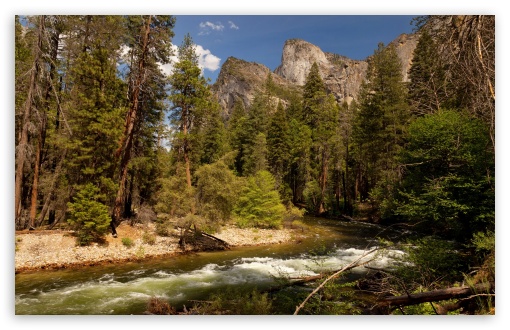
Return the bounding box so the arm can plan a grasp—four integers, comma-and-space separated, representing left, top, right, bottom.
240, 74, 275, 176
195, 155, 243, 225
408, 30, 455, 115
112, 15, 175, 227
233, 170, 286, 229
168, 33, 211, 188
352, 42, 409, 213
66, 16, 127, 208
227, 97, 249, 175
301, 62, 339, 214
267, 101, 290, 188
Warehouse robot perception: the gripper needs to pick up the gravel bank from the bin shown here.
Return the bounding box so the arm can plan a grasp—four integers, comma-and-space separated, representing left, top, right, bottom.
15, 222, 300, 273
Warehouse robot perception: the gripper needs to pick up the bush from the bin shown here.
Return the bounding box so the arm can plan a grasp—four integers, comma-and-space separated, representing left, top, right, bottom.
142, 232, 156, 245
67, 183, 111, 246
155, 218, 170, 237
191, 289, 273, 315
395, 236, 466, 288
233, 170, 286, 229
146, 297, 176, 315
121, 237, 134, 248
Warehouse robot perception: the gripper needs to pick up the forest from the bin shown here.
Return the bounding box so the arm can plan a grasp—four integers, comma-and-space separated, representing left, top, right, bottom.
15, 15, 495, 315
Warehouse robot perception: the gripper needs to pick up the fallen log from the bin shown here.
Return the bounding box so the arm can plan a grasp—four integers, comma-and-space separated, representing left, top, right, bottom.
179, 228, 230, 251
377, 282, 494, 307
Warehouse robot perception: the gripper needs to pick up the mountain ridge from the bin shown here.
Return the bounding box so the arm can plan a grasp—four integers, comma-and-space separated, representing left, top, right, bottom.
212, 33, 419, 116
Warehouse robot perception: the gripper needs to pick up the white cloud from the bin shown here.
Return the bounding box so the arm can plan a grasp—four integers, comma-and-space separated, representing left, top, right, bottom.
193, 44, 221, 72
159, 44, 179, 76
159, 44, 220, 75
198, 21, 224, 35
228, 21, 239, 30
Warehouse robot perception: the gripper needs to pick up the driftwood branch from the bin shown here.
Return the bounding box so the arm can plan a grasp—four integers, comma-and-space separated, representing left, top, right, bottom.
293, 247, 380, 315
377, 282, 494, 308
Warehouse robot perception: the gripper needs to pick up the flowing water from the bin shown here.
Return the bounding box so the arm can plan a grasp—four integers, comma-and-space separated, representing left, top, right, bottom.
15, 217, 405, 315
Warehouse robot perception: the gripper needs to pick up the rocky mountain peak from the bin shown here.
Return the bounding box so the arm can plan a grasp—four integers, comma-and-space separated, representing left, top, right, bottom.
212, 33, 419, 115
274, 39, 330, 86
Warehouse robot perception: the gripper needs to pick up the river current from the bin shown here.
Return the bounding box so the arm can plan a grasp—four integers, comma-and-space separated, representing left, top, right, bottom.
15, 217, 405, 315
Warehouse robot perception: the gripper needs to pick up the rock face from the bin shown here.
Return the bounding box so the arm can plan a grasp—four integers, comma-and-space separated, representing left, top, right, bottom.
275, 39, 368, 105
212, 34, 418, 115
211, 57, 297, 118
274, 39, 330, 86
389, 33, 420, 82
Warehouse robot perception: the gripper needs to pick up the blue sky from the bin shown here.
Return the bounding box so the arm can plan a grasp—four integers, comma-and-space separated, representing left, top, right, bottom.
171, 15, 417, 83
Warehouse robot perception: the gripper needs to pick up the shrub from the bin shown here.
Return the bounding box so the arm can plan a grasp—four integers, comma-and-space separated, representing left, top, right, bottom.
233, 170, 286, 229
67, 183, 111, 246
142, 232, 156, 245
146, 297, 176, 315
155, 219, 170, 237
121, 237, 134, 248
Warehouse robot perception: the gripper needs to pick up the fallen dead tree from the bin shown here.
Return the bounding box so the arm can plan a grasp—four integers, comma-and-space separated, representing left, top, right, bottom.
293, 247, 380, 315
178, 227, 230, 251
377, 282, 494, 309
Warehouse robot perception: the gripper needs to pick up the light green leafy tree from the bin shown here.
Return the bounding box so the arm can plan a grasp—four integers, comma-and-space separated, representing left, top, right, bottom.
233, 170, 286, 229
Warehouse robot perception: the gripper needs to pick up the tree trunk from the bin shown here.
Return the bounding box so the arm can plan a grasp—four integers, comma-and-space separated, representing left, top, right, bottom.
28, 115, 46, 228
112, 15, 152, 229
377, 282, 494, 308
16, 15, 44, 224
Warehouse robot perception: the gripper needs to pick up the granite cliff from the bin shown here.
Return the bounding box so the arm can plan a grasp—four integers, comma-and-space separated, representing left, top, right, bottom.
212, 33, 419, 115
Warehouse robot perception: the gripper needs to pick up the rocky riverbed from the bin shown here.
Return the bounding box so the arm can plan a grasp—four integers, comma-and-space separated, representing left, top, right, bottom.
15, 222, 301, 273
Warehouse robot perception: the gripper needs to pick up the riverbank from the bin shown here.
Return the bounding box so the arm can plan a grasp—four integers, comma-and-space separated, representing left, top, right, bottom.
15, 222, 304, 274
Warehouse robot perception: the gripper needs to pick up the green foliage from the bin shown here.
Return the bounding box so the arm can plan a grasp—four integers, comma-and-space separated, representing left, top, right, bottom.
154, 218, 171, 237
396, 110, 494, 241
67, 183, 111, 246
395, 236, 466, 288
233, 171, 286, 229
121, 237, 134, 248
242, 132, 268, 176
284, 204, 306, 222
195, 156, 243, 224
142, 232, 156, 245
471, 230, 495, 254
155, 163, 196, 217
193, 289, 273, 315
352, 42, 409, 205
296, 280, 362, 315
408, 30, 456, 114
267, 101, 290, 184
303, 180, 322, 213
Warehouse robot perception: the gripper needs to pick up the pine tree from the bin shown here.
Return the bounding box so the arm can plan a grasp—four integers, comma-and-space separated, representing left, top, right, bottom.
408, 30, 454, 115
267, 101, 290, 188
352, 42, 409, 213
112, 15, 175, 228
170, 34, 210, 187
66, 16, 127, 207
227, 97, 249, 175
301, 62, 339, 214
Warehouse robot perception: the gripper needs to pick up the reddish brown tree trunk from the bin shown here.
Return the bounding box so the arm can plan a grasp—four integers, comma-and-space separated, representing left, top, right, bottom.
15, 16, 44, 224
112, 16, 152, 229
29, 115, 46, 228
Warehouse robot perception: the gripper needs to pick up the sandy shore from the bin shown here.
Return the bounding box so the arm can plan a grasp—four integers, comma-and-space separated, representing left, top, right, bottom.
15, 222, 301, 273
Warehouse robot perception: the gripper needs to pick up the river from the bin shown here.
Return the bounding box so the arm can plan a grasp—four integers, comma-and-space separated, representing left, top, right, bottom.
15, 217, 406, 315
